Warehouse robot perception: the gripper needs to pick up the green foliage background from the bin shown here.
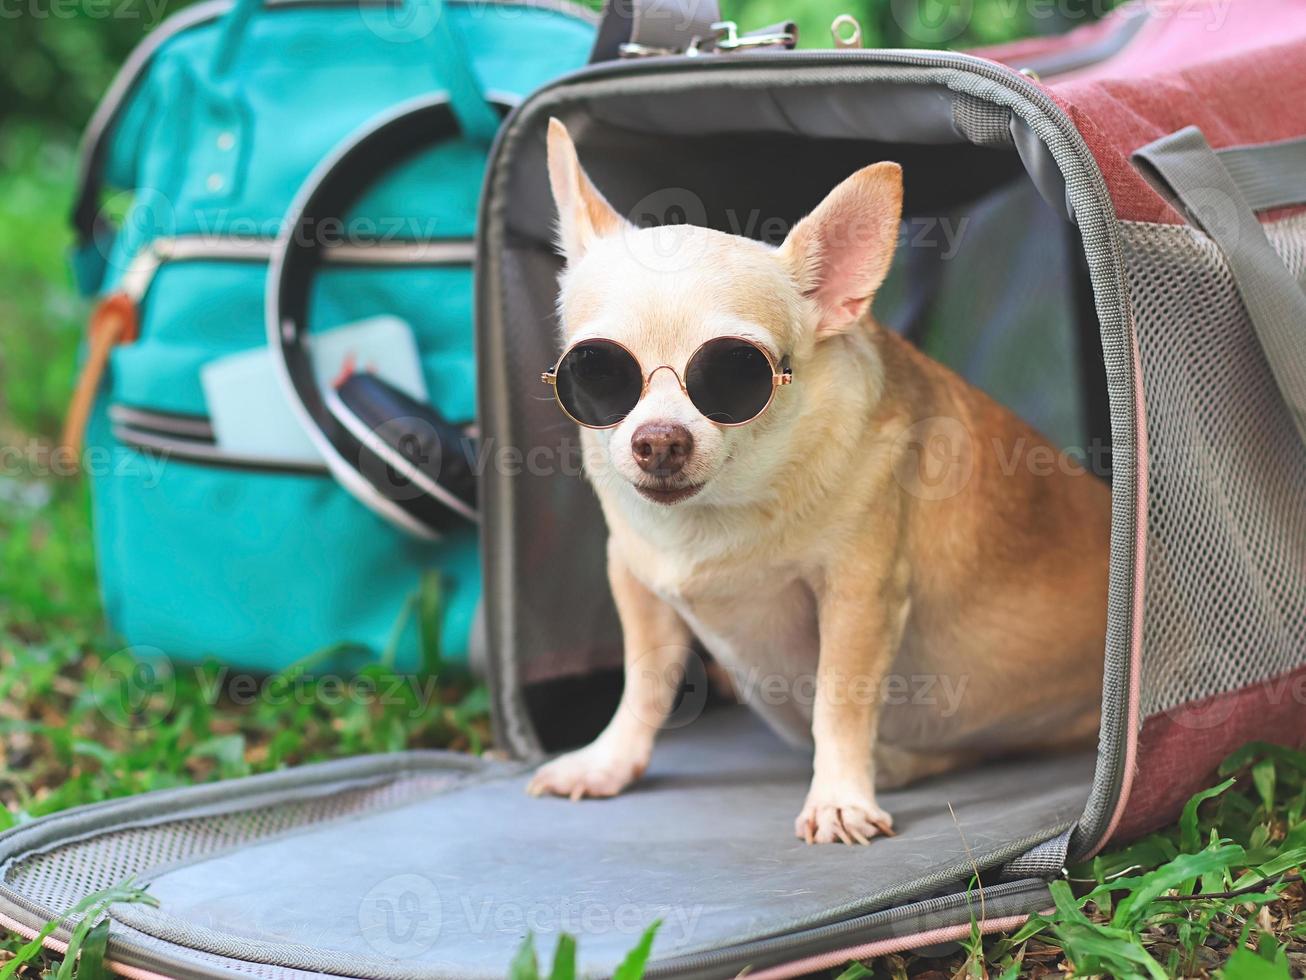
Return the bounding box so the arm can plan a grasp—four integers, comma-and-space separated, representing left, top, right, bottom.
0, 0, 1118, 446
3, 0, 1122, 140
8, 6, 1306, 980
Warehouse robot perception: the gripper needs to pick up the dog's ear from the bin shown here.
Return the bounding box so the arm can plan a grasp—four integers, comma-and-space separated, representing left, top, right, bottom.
778, 162, 903, 338
547, 118, 625, 262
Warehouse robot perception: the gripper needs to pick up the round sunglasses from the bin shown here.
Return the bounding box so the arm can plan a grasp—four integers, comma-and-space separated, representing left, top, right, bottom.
540, 336, 793, 429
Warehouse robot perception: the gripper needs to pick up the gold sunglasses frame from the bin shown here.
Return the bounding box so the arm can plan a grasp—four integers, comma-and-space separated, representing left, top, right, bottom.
540, 335, 793, 430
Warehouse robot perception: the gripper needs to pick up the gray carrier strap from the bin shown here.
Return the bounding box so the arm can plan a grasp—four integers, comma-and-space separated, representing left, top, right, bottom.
588, 0, 721, 60
1000, 826, 1072, 882
1215, 136, 1306, 214
1134, 126, 1306, 444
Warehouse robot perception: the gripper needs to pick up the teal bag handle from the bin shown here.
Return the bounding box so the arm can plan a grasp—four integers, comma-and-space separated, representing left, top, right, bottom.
210, 0, 500, 142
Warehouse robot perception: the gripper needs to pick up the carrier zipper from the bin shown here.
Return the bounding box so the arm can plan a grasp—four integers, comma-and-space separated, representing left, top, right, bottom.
509, 47, 1137, 871
108, 404, 332, 475
107, 405, 214, 441
60, 234, 474, 463
117, 235, 476, 304
643, 876, 1051, 979
112, 423, 329, 475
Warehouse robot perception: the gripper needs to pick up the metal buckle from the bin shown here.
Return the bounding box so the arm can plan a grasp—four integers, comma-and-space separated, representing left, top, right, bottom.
621, 20, 796, 58
830, 14, 863, 49
618, 41, 677, 58
699, 20, 796, 54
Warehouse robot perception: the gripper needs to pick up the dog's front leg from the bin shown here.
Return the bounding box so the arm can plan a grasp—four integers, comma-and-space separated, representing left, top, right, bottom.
526, 543, 691, 800
796, 558, 908, 844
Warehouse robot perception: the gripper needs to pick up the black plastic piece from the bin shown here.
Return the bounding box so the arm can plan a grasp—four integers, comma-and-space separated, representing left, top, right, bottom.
334, 372, 478, 513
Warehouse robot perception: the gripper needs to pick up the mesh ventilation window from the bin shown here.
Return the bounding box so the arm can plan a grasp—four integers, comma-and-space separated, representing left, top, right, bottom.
1122, 216, 1306, 718
2, 775, 453, 929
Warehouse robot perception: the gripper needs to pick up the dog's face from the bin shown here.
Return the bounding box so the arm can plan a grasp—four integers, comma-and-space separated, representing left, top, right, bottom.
545, 119, 902, 509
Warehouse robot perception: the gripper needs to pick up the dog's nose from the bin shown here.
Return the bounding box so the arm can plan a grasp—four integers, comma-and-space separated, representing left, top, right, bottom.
631, 423, 693, 476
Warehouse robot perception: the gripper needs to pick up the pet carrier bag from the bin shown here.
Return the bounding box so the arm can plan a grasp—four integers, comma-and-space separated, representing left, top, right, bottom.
61, 0, 596, 672
6, 1, 1306, 977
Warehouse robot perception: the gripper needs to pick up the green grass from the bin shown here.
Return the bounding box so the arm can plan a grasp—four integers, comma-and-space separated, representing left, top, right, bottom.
0, 122, 492, 975
507, 922, 660, 980
0, 35, 1301, 978
827, 746, 1306, 979
0, 880, 156, 980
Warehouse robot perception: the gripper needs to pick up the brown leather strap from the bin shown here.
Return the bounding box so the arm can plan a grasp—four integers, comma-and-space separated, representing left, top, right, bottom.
60, 293, 139, 466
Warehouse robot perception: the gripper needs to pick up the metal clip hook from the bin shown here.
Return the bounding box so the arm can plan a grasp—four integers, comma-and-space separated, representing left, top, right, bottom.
831, 14, 863, 49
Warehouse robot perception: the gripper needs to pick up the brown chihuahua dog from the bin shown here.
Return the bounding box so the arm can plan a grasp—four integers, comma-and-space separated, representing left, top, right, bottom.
527, 120, 1110, 845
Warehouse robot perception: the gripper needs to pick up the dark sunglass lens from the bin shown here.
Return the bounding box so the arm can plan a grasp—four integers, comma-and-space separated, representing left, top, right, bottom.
555, 340, 643, 427
685, 338, 775, 424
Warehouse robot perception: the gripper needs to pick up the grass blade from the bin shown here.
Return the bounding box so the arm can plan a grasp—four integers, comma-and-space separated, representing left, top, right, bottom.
417, 571, 444, 679
1180, 778, 1235, 854
507, 933, 539, 980
546, 934, 577, 980
55, 917, 110, 980
73, 918, 111, 980
1110, 844, 1246, 929
0, 880, 155, 980
612, 920, 661, 980
1220, 947, 1293, 980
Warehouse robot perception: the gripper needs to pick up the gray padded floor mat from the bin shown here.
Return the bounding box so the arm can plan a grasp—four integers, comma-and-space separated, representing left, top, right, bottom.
86, 709, 1093, 979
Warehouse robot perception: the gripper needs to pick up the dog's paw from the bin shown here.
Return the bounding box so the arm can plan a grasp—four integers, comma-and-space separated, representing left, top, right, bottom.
794, 789, 894, 845
525, 746, 647, 801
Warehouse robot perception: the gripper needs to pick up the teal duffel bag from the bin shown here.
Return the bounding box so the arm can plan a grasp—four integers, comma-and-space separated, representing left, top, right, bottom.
64, 0, 596, 673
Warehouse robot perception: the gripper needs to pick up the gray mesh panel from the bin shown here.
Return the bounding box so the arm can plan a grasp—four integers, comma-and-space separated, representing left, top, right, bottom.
1122, 216, 1306, 717
3, 776, 452, 936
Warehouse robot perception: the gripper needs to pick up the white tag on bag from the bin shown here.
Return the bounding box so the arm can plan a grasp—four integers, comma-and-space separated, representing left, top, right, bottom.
201, 316, 429, 463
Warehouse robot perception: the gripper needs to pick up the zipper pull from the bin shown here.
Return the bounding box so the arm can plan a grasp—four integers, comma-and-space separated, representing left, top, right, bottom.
119, 238, 170, 303
60, 292, 141, 468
